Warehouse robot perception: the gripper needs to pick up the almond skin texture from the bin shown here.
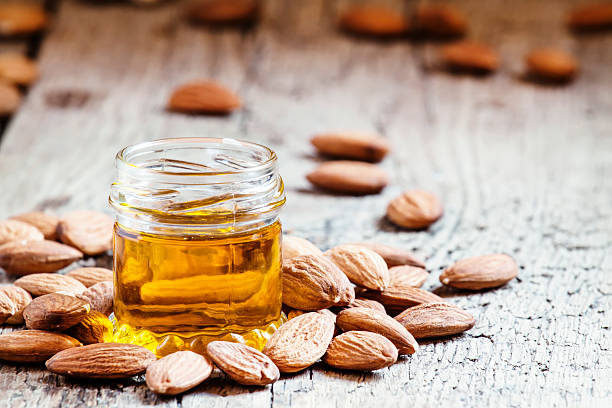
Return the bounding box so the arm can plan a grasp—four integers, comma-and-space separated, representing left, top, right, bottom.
346, 297, 386, 313
58, 210, 114, 256
413, 3, 467, 37
387, 190, 443, 229
76, 281, 114, 316
311, 131, 390, 162
15, 273, 87, 297
324, 331, 398, 371
361, 285, 445, 315
187, 0, 258, 25
146, 351, 213, 395
67, 267, 113, 288
0, 53, 38, 86
394, 302, 475, 339
353, 242, 426, 269
325, 244, 390, 291
339, 5, 408, 37
0, 284, 32, 324
0, 81, 21, 116
0, 3, 48, 36
23, 293, 90, 331
0, 330, 81, 363
282, 255, 355, 310
207, 341, 280, 386
526, 49, 578, 82
287, 308, 336, 322
0, 289, 16, 323
307, 161, 389, 195
282, 236, 322, 261
0, 219, 43, 245
440, 254, 518, 290
389, 265, 429, 288
65, 312, 114, 344
263, 312, 335, 373
46, 343, 156, 379
337, 307, 418, 355
441, 41, 499, 73
168, 80, 241, 114
10, 211, 59, 240
0, 240, 83, 275
567, 3, 612, 31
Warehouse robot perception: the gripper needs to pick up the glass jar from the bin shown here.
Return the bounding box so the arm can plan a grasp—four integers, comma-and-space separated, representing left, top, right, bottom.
109, 137, 285, 357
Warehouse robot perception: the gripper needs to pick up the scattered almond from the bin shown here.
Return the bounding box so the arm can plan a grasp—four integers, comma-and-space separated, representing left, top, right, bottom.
440, 253, 518, 290
46, 343, 156, 379
306, 161, 389, 195
0, 289, 16, 323
324, 331, 398, 371
0, 82, 21, 116
394, 302, 475, 339
386, 190, 443, 229
15, 273, 87, 297
413, 3, 467, 37
10, 211, 59, 240
186, 0, 258, 25
526, 49, 578, 82
324, 244, 390, 291
76, 281, 114, 316
146, 350, 213, 395
346, 297, 386, 313
354, 242, 425, 268
0, 284, 32, 324
361, 284, 444, 315
0, 3, 48, 36
167, 80, 242, 114
0, 330, 81, 363
263, 311, 335, 373
311, 131, 390, 162
339, 5, 408, 37
441, 41, 499, 73
0, 219, 43, 245
65, 312, 114, 344
58, 210, 114, 256
389, 265, 429, 288
23, 293, 90, 331
0, 53, 38, 86
0, 240, 83, 275
67, 267, 113, 287
207, 341, 280, 386
567, 3, 612, 31
282, 236, 322, 261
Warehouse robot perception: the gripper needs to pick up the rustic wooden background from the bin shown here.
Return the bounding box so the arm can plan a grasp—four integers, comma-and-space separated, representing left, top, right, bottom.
1, 0, 611, 406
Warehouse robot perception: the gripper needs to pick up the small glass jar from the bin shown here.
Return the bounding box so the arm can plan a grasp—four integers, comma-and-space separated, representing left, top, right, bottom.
109, 137, 285, 357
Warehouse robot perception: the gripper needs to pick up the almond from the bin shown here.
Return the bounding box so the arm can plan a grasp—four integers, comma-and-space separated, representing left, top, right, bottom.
353, 242, 426, 268
440, 253, 518, 290
15, 273, 87, 297
167, 80, 242, 114
311, 131, 390, 162
306, 161, 389, 195
58, 210, 114, 256
0, 289, 17, 323
282, 255, 354, 310
361, 285, 444, 315
346, 297, 386, 313
76, 281, 114, 316
339, 5, 408, 37
146, 351, 213, 395
441, 41, 499, 73
324, 244, 390, 291
0, 219, 43, 245
287, 308, 336, 322
207, 341, 279, 386
263, 311, 335, 373
336, 307, 418, 355
394, 302, 475, 339
0, 284, 32, 324
65, 311, 114, 344
186, 0, 258, 25
23, 293, 90, 331
0, 330, 81, 363
282, 235, 322, 261
389, 265, 428, 288
323, 331, 398, 371
0, 82, 21, 116
67, 267, 113, 287
46, 343, 156, 379
386, 190, 443, 229
0, 240, 83, 275
567, 3, 612, 31
10, 211, 59, 240
526, 49, 578, 82
0, 53, 38, 86
0, 3, 48, 36
413, 3, 467, 37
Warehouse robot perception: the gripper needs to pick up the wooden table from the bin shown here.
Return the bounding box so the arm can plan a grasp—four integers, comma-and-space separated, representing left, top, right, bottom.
1, 0, 611, 406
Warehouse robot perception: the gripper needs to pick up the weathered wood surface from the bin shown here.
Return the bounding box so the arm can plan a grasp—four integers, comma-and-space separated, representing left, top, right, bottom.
1, 0, 611, 406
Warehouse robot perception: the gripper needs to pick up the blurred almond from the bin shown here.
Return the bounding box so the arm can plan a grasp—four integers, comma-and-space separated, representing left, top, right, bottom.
0, 284, 32, 324
282, 236, 322, 261
10, 211, 59, 240
15, 273, 87, 297
394, 302, 475, 339
77, 281, 114, 316
146, 351, 213, 395
440, 253, 518, 290
567, 3, 612, 30
65, 311, 113, 344
441, 41, 499, 73
353, 242, 425, 268
23, 293, 90, 331
361, 284, 444, 315
0, 240, 83, 275
306, 161, 389, 195
67, 267, 113, 287
311, 131, 390, 162
0, 53, 38, 86
339, 5, 408, 37
168, 80, 241, 114
386, 190, 443, 229
187, 0, 258, 25
325, 244, 390, 291
323, 331, 398, 371
526, 49, 578, 82
0, 330, 81, 363
0, 82, 20, 116
0, 3, 48, 36
389, 265, 428, 288
413, 3, 467, 37
207, 341, 279, 386
0, 219, 43, 245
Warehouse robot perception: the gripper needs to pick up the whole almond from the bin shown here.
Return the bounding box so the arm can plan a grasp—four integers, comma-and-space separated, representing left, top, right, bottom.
0, 289, 17, 323
23, 293, 90, 331
186, 0, 258, 25
337, 307, 418, 355
58, 210, 114, 256
76, 281, 114, 316
0, 330, 81, 363
441, 41, 499, 73
526, 49, 578, 82
361, 285, 444, 315
353, 242, 426, 268
394, 302, 475, 339
440, 253, 518, 290
386, 190, 443, 229
15, 273, 87, 297
168, 80, 241, 114
324, 331, 398, 371
389, 265, 429, 288
0, 284, 32, 324
567, 3, 612, 30
311, 131, 390, 163
306, 161, 389, 195
0, 82, 21, 116
346, 297, 386, 313
0, 3, 48, 36
0, 219, 43, 245
339, 5, 408, 37
282, 236, 322, 261
0, 240, 83, 275
263, 312, 335, 373
65, 311, 114, 344
324, 244, 390, 291
146, 351, 213, 395
10, 211, 59, 240
413, 3, 467, 37
46, 343, 156, 379
282, 255, 354, 310
207, 341, 279, 386
67, 267, 113, 287
0, 53, 38, 86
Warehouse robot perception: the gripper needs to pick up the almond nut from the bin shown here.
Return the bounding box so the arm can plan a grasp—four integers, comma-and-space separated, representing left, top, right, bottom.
0, 3, 48, 36
67, 267, 113, 287
311, 131, 390, 163
0, 284, 32, 324
389, 265, 429, 288
361, 285, 444, 315
346, 297, 386, 313
23, 293, 90, 331
0, 53, 38, 86
10, 211, 59, 240
526, 49, 578, 82
0, 219, 43, 245
339, 5, 408, 37
15, 273, 87, 297
65, 311, 114, 344
353, 242, 426, 268
0, 330, 81, 363
386, 190, 443, 229
324, 244, 390, 291
394, 302, 475, 339
282, 236, 322, 261
323, 331, 398, 371
413, 3, 467, 37
186, 0, 258, 25
441, 41, 499, 73
0, 239, 83, 275
146, 350, 213, 395
440, 253, 518, 290
0, 289, 17, 323
207, 341, 280, 386
306, 161, 389, 195
168, 80, 241, 114
567, 3, 612, 30
76, 281, 114, 316
58, 210, 114, 256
